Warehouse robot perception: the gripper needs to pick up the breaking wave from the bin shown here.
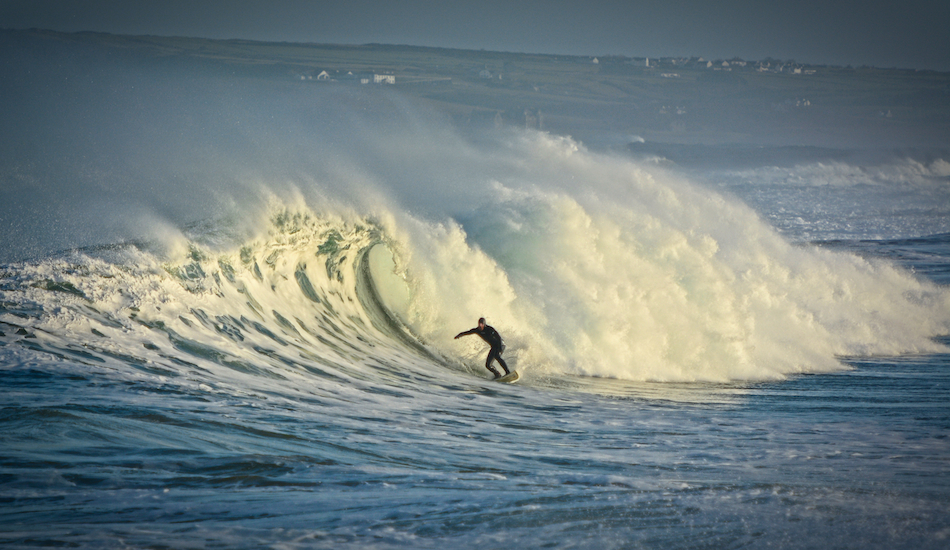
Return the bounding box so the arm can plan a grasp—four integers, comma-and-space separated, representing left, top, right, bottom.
3, 132, 949, 384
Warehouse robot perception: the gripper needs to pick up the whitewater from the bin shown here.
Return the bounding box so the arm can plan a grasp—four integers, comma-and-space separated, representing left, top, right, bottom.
2, 33, 950, 548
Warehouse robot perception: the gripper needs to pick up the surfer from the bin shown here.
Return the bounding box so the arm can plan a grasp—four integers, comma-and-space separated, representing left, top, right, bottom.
454, 317, 510, 378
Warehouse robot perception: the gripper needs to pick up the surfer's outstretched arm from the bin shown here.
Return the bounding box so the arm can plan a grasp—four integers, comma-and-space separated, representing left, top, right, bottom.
454, 328, 478, 339
456, 317, 488, 340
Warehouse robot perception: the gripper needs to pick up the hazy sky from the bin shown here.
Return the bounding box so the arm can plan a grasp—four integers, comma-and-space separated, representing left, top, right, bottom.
2, 0, 949, 71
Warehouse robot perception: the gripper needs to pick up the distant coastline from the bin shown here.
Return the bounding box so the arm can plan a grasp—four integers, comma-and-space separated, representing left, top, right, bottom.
5, 28, 950, 148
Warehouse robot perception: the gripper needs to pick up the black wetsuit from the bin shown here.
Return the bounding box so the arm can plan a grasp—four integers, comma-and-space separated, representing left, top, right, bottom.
455, 324, 510, 377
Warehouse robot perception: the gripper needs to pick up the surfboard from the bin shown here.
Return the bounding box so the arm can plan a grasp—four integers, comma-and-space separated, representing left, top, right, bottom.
494, 370, 520, 383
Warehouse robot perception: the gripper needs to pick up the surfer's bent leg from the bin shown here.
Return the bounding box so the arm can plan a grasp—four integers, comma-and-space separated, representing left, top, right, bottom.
484, 351, 501, 377
487, 347, 510, 376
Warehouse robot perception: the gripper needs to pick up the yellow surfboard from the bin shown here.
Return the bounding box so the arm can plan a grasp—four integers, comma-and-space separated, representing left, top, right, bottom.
494, 371, 520, 383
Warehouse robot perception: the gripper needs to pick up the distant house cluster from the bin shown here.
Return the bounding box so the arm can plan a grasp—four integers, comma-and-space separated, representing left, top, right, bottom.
293, 69, 397, 84
599, 55, 819, 75
704, 58, 817, 75
771, 98, 813, 112
752, 61, 817, 75
292, 68, 455, 87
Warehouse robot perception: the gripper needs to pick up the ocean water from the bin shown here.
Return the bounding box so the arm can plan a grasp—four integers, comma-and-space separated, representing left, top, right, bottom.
2, 35, 950, 549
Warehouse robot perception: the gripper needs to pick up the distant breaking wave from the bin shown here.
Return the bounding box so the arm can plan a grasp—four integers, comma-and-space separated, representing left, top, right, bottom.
723, 157, 950, 188
702, 157, 950, 240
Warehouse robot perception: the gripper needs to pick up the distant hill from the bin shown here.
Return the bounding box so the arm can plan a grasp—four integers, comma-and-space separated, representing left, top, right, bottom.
5, 28, 950, 148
